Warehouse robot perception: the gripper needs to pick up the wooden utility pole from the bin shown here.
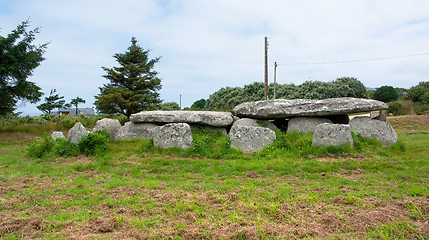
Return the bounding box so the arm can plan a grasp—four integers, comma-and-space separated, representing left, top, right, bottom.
273, 61, 277, 99
264, 36, 268, 100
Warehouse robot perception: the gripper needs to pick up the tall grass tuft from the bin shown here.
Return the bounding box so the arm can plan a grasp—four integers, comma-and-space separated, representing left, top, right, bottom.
78, 130, 110, 156
27, 130, 110, 158
52, 138, 79, 157
185, 128, 243, 159
254, 131, 356, 159
27, 137, 55, 158
142, 128, 244, 159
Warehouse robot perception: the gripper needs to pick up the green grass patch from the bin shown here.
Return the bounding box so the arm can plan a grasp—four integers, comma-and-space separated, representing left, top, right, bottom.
1, 116, 428, 239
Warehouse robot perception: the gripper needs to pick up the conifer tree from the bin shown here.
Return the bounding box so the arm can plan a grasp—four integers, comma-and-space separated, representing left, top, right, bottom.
36, 89, 65, 114
0, 20, 47, 115
94, 37, 162, 118
70, 97, 86, 115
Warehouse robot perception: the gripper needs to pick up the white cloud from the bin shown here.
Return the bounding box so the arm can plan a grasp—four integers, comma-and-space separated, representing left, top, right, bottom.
2, 0, 429, 115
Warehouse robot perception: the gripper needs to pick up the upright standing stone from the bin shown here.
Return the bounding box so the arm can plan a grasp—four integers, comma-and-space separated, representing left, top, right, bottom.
67, 122, 89, 144
312, 123, 353, 147
153, 123, 193, 150
115, 122, 158, 141
92, 118, 122, 139
349, 116, 398, 146
229, 125, 276, 152
287, 117, 333, 133
51, 131, 65, 140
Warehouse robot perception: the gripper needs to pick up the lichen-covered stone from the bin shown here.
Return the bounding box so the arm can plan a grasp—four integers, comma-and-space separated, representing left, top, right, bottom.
349, 116, 398, 146
229, 125, 276, 152
92, 118, 121, 139
233, 97, 388, 119
153, 123, 193, 150
115, 122, 158, 141
67, 122, 89, 144
130, 110, 234, 127
287, 117, 333, 133
51, 131, 65, 140
312, 123, 353, 147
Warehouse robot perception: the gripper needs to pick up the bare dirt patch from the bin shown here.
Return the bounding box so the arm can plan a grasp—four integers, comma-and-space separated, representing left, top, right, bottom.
0, 132, 41, 143
388, 115, 429, 131
309, 153, 366, 162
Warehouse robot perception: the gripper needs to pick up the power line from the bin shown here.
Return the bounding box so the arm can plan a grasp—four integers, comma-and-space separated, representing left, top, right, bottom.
278, 51, 429, 66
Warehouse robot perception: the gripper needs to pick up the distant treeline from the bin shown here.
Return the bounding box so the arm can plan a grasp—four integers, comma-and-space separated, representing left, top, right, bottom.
204, 77, 367, 111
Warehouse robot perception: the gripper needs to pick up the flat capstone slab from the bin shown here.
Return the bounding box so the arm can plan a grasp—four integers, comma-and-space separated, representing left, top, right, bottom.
233, 97, 388, 119
130, 110, 234, 127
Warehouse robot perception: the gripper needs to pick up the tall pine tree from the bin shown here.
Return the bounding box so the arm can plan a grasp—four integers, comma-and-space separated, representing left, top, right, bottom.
94, 37, 162, 118
70, 97, 86, 115
0, 20, 47, 115
37, 89, 66, 114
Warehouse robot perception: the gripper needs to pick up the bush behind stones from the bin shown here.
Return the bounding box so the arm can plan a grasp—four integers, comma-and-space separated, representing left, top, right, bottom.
27, 130, 110, 158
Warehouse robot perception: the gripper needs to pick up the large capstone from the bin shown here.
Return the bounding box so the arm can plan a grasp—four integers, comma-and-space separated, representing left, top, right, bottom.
153, 123, 193, 150
312, 123, 353, 147
130, 110, 234, 127
287, 117, 333, 133
229, 125, 276, 153
233, 97, 388, 119
349, 116, 398, 146
67, 122, 89, 144
115, 122, 158, 141
92, 118, 122, 139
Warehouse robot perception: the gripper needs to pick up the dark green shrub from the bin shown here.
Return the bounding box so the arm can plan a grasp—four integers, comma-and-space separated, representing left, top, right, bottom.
406, 81, 429, 103
413, 102, 429, 115
145, 128, 243, 159
387, 102, 407, 116
27, 137, 54, 158
59, 117, 77, 129
374, 86, 399, 103
185, 129, 240, 159
190, 99, 206, 110
78, 130, 110, 156
52, 138, 79, 157
114, 114, 129, 125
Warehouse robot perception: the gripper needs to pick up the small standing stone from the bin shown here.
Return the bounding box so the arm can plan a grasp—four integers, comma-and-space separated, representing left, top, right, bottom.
229, 125, 276, 152
115, 122, 158, 141
67, 122, 89, 144
153, 123, 193, 150
312, 123, 353, 147
287, 117, 333, 133
349, 116, 398, 146
92, 118, 122, 139
51, 131, 65, 140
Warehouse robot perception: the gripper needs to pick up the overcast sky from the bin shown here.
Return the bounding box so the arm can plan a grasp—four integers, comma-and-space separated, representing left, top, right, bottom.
1, 0, 429, 116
